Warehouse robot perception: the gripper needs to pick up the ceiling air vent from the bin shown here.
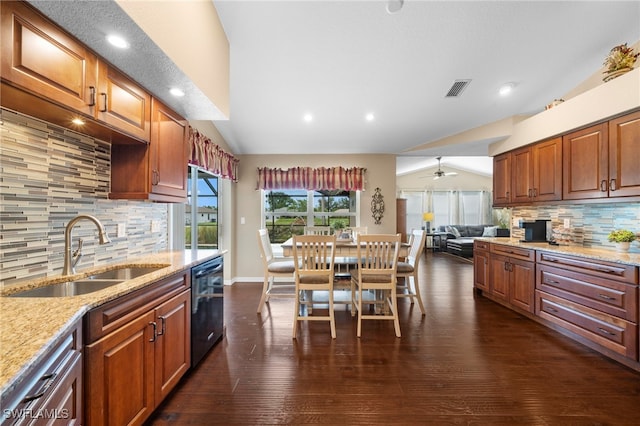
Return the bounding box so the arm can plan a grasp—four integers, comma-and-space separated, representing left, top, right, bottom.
445, 79, 471, 98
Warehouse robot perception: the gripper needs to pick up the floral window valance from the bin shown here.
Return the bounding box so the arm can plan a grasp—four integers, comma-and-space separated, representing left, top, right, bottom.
189, 127, 239, 182
256, 166, 366, 191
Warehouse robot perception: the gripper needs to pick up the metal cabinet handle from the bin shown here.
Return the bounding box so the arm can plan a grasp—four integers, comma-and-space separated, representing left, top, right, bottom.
598, 294, 615, 301
545, 279, 559, 284
598, 327, 615, 336
600, 180, 607, 192
149, 321, 157, 342
88, 86, 96, 106
99, 93, 108, 112
22, 373, 57, 403
547, 307, 558, 313
158, 316, 166, 336
610, 179, 617, 191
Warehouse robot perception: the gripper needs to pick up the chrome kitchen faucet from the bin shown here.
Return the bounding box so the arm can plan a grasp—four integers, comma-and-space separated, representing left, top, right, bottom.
63, 215, 112, 276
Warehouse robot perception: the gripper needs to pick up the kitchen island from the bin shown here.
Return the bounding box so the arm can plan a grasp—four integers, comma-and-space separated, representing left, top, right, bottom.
0, 249, 223, 402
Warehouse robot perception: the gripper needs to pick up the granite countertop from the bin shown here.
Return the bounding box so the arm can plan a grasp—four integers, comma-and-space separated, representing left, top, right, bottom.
476, 237, 640, 267
0, 249, 224, 399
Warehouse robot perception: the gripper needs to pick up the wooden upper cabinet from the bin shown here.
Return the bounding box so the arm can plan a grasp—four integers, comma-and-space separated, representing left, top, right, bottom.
150, 99, 188, 200
492, 153, 511, 206
532, 137, 562, 202
510, 146, 533, 204
110, 99, 187, 202
563, 122, 609, 200
608, 111, 640, 197
1, 1, 96, 115
96, 62, 151, 142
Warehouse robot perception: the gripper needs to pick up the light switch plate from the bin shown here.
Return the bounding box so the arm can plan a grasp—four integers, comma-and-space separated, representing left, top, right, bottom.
563, 218, 571, 228
117, 223, 126, 238
151, 220, 160, 232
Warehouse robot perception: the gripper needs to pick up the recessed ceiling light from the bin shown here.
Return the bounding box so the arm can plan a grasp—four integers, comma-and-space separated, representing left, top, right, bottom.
170, 88, 185, 97
499, 82, 515, 96
386, 0, 404, 14
365, 113, 375, 122
303, 113, 313, 123
106, 34, 130, 49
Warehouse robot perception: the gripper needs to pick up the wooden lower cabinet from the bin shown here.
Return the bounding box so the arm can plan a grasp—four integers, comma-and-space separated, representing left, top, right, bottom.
1, 321, 83, 426
486, 243, 536, 313
473, 241, 490, 292
85, 288, 191, 426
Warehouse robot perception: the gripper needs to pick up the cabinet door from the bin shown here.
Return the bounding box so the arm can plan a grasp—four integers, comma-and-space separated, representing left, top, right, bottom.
474, 249, 490, 292
97, 62, 151, 142
532, 137, 562, 202
509, 258, 535, 313
492, 153, 511, 206
563, 123, 609, 200
608, 111, 640, 197
154, 290, 191, 403
86, 310, 156, 426
150, 99, 188, 200
510, 146, 533, 204
1, 1, 96, 116
489, 255, 510, 301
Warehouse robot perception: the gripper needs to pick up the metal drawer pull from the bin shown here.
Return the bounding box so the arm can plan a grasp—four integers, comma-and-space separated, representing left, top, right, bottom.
158, 316, 166, 336
598, 328, 615, 336
610, 178, 616, 191
547, 307, 558, 313
598, 294, 616, 301
22, 373, 57, 403
546, 279, 559, 284
595, 268, 615, 274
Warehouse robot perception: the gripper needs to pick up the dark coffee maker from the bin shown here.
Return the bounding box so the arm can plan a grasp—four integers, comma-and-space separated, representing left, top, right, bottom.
520, 220, 549, 242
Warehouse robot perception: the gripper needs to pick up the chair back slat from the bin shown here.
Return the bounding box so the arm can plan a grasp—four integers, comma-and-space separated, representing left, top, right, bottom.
293, 234, 336, 275
257, 229, 274, 264
356, 234, 401, 278
304, 226, 332, 235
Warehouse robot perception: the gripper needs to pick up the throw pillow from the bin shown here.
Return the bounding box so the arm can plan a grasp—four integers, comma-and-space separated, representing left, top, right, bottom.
482, 226, 498, 237
446, 226, 461, 238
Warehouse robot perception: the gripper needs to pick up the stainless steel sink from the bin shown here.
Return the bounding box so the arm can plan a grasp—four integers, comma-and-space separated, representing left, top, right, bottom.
8, 266, 166, 297
9, 279, 125, 297
85, 266, 163, 280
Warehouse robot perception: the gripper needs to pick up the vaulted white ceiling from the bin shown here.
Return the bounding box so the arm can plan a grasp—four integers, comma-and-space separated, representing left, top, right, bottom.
27, 1, 640, 176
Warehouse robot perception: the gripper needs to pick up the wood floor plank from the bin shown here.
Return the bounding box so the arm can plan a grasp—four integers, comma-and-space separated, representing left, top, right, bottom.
147, 252, 640, 425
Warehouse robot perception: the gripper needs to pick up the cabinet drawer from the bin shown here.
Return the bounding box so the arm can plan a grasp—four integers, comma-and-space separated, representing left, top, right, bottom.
490, 243, 535, 261
536, 291, 637, 360
537, 251, 638, 284
85, 271, 188, 343
537, 264, 637, 322
474, 240, 490, 251
1, 321, 83, 425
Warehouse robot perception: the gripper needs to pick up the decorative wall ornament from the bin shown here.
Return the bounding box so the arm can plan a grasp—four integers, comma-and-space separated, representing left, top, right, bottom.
371, 187, 385, 224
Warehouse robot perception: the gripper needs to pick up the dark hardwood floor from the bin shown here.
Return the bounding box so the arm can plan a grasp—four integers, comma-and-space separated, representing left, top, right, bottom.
147, 252, 640, 425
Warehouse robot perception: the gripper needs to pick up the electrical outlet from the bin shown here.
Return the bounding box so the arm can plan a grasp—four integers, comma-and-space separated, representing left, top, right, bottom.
563, 218, 571, 228
117, 223, 126, 238
512, 217, 520, 227
151, 220, 160, 232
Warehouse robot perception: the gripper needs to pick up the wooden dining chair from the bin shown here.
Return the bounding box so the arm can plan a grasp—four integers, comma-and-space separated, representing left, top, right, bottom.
351, 233, 402, 337
396, 229, 426, 315
292, 234, 337, 339
304, 226, 332, 235
256, 229, 296, 314
334, 227, 367, 307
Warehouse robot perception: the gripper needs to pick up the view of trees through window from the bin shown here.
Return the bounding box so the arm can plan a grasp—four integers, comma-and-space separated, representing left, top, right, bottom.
264, 189, 357, 243
186, 166, 219, 249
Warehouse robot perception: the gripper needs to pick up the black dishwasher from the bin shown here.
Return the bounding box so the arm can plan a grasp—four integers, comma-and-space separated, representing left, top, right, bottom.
191, 256, 224, 367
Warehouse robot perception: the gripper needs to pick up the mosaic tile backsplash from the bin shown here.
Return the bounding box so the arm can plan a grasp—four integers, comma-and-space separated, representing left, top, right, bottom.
510, 203, 640, 253
1, 109, 168, 287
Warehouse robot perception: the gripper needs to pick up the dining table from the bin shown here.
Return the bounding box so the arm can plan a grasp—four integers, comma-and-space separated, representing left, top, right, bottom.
280, 237, 409, 258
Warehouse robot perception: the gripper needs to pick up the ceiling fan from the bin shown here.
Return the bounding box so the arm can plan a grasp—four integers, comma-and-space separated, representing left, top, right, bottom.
432, 157, 458, 180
